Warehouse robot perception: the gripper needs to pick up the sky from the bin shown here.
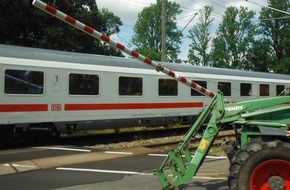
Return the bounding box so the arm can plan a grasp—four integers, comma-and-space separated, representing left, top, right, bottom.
95, 0, 269, 61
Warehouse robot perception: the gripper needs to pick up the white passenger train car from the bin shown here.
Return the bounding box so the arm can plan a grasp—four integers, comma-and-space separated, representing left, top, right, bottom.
0, 45, 290, 141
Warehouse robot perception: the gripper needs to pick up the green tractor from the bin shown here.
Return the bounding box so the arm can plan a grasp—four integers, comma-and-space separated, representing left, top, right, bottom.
156, 91, 290, 189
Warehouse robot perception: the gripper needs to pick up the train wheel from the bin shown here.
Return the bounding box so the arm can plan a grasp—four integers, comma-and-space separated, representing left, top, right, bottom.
228, 139, 290, 190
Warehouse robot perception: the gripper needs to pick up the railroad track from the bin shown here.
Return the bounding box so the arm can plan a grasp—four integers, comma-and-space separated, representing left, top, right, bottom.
86, 129, 236, 152
2, 125, 235, 153
146, 130, 235, 148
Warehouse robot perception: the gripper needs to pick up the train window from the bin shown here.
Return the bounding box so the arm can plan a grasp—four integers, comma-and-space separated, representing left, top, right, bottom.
5, 69, 44, 94
218, 82, 231, 96
240, 83, 252, 96
260, 84, 269, 96
159, 79, 178, 96
191, 81, 207, 96
119, 76, 142, 96
69, 73, 99, 95
276, 85, 285, 96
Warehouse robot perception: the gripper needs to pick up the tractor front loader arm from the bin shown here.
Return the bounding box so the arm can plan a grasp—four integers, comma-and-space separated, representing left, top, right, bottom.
155, 92, 225, 189
155, 94, 290, 189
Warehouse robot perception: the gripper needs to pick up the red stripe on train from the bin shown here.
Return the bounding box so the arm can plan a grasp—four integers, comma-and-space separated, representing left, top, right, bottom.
0, 104, 48, 112
65, 102, 203, 111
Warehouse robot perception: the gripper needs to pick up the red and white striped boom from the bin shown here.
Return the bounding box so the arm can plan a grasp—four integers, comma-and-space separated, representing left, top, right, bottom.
32, 0, 215, 98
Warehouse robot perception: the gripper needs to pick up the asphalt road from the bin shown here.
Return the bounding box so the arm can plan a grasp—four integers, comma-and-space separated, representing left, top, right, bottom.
0, 145, 229, 190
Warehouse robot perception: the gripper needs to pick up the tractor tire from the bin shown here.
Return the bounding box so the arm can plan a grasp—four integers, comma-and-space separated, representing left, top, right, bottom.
228, 139, 290, 190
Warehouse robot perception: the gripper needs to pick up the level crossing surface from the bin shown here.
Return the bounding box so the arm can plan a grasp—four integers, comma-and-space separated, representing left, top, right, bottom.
0, 146, 229, 190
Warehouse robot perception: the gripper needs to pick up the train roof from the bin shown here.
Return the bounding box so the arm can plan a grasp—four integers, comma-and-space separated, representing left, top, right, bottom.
0, 44, 290, 81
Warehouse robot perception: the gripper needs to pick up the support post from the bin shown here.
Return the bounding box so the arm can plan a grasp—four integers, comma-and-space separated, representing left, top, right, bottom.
161, 0, 167, 62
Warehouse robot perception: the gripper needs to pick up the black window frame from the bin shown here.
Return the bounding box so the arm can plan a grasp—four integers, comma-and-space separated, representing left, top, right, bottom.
259, 84, 270, 96
276, 84, 285, 96
69, 73, 99, 95
218, 82, 231, 96
240, 83, 252, 96
158, 78, 178, 96
118, 76, 143, 96
4, 69, 44, 95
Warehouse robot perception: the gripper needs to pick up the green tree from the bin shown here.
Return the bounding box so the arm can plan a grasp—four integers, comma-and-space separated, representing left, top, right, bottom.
100, 8, 122, 35
0, 0, 123, 56
212, 6, 257, 69
37, 0, 103, 53
0, 0, 40, 46
188, 6, 214, 66
246, 38, 275, 72
131, 0, 182, 62
259, 0, 290, 74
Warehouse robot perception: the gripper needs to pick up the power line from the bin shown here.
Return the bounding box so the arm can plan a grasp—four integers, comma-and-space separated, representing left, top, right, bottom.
187, 0, 224, 17
176, 13, 199, 20
166, 12, 198, 50
245, 0, 290, 15
250, 16, 290, 22
208, 0, 227, 10
180, 5, 199, 13
189, 0, 205, 9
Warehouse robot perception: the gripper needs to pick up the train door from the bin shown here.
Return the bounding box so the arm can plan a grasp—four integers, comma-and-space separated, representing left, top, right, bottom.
52, 74, 61, 93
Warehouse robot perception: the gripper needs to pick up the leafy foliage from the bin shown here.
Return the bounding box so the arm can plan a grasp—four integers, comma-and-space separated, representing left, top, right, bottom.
188, 6, 214, 66
131, 0, 182, 62
0, 0, 123, 56
212, 6, 257, 69
246, 38, 275, 72
259, 0, 290, 73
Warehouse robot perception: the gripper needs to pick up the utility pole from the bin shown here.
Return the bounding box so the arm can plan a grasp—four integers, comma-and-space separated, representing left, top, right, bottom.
161, 0, 167, 62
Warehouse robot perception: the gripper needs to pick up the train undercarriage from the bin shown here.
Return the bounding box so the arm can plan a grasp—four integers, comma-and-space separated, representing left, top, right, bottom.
0, 115, 194, 146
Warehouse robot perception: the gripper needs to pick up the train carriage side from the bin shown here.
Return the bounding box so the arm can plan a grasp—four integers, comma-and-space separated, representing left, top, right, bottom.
1, 45, 290, 143
0, 45, 204, 141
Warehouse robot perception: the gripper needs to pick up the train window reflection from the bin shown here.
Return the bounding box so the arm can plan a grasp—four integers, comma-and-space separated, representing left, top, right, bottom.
69, 73, 99, 95
159, 79, 178, 96
5, 69, 44, 94
218, 82, 231, 96
240, 83, 252, 96
260, 84, 269, 96
276, 85, 285, 96
191, 81, 207, 96
119, 76, 142, 96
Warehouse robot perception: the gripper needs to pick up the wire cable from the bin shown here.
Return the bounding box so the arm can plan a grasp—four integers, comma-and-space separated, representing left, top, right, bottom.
245, 0, 290, 15
166, 13, 198, 51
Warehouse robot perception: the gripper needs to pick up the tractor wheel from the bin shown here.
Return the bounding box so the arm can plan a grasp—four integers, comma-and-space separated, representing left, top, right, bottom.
228, 139, 290, 190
